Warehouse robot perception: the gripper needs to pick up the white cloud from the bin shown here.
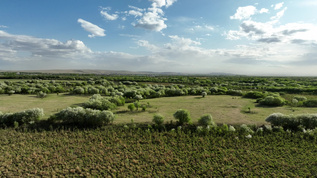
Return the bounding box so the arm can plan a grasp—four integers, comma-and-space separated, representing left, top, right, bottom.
230, 6, 257, 20
150, 0, 177, 8
259, 8, 269, 14
77, 18, 106, 38
133, 0, 176, 32
1, 30, 317, 75
274, 2, 284, 10
129, 10, 143, 17
270, 7, 287, 21
134, 4, 167, 31
0, 25, 8, 28
100, 7, 119, 21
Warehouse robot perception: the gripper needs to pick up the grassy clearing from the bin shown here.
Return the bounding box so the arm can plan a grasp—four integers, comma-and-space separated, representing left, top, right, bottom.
0, 94, 90, 119
114, 95, 317, 125
1, 94, 317, 125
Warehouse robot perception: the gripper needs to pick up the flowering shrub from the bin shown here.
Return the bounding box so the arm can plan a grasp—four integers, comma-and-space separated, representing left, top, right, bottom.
49, 107, 114, 127
198, 114, 215, 126
83, 94, 121, 110
0, 108, 44, 126
240, 124, 254, 134
265, 113, 317, 131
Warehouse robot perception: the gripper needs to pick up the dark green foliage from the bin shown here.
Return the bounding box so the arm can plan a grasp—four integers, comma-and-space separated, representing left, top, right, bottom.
173, 109, 191, 125
244, 91, 266, 99
128, 103, 136, 111
303, 99, 317, 107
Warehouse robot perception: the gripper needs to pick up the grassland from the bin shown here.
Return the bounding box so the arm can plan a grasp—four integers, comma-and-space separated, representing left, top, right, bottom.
1, 94, 317, 125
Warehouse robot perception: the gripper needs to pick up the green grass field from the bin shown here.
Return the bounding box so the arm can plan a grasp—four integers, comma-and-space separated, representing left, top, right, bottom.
1, 94, 317, 125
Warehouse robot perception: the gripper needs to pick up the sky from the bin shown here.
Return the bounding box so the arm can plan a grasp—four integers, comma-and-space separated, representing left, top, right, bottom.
1, 0, 317, 76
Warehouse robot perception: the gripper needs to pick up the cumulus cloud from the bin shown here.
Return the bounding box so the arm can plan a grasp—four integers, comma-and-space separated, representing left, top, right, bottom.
77, 18, 106, 38
100, 8, 119, 21
230, 6, 258, 20
129, 10, 143, 17
150, 0, 177, 8
133, 0, 177, 32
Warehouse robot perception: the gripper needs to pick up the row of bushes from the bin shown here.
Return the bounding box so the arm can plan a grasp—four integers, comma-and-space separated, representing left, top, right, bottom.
83, 94, 125, 110
0, 108, 44, 127
49, 107, 115, 127
266, 113, 317, 131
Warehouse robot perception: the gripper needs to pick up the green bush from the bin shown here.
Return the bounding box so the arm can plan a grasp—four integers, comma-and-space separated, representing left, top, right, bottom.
128, 103, 136, 111
0, 108, 44, 127
303, 99, 317, 107
152, 114, 165, 125
259, 96, 285, 106
265, 113, 317, 131
83, 94, 117, 110
173, 109, 191, 125
243, 91, 266, 99
198, 114, 215, 126
49, 107, 114, 126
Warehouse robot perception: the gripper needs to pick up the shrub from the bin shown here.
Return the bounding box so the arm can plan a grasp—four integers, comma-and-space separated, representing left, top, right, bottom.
49, 107, 114, 126
227, 89, 244, 96
0, 108, 44, 126
293, 96, 307, 101
265, 113, 317, 131
128, 103, 136, 111
259, 96, 285, 106
173, 109, 191, 125
198, 114, 215, 126
37, 91, 47, 98
240, 124, 254, 134
243, 91, 266, 99
134, 95, 143, 101
108, 96, 125, 106
83, 94, 118, 110
152, 114, 164, 125
303, 99, 317, 107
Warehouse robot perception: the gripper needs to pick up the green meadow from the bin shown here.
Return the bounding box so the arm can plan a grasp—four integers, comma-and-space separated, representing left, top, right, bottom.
1, 94, 317, 125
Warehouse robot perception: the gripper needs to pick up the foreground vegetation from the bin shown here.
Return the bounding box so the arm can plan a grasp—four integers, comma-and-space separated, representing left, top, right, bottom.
1, 126, 316, 177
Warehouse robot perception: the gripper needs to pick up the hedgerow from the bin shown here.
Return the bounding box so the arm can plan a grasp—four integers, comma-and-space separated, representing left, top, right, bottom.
0, 108, 44, 127
49, 107, 114, 127
265, 113, 317, 131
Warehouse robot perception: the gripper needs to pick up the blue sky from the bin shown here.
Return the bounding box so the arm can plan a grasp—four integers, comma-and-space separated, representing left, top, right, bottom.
1, 0, 317, 75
